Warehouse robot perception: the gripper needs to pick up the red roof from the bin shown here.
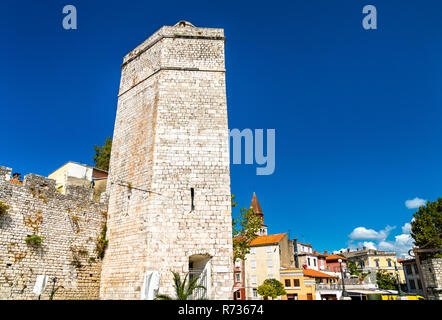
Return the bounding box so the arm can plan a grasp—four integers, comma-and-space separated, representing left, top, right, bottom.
303, 269, 337, 278
249, 233, 286, 246
314, 251, 327, 258
398, 258, 415, 263
326, 254, 347, 261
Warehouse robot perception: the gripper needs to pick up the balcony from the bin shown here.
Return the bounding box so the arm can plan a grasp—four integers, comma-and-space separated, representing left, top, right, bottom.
316, 283, 342, 290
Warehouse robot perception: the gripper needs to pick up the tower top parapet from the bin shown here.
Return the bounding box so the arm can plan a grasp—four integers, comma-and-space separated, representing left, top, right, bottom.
122, 22, 225, 67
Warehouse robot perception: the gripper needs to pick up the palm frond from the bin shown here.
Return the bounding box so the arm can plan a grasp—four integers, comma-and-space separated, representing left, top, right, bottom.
179, 272, 189, 300
157, 271, 208, 300
185, 275, 206, 298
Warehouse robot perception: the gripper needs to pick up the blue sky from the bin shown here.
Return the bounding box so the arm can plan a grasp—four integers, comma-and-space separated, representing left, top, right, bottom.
1, 0, 442, 257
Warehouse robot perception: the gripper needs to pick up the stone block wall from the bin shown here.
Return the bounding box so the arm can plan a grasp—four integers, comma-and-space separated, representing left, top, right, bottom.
100, 21, 234, 300
421, 258, 442, 300
0, 166, 107, 300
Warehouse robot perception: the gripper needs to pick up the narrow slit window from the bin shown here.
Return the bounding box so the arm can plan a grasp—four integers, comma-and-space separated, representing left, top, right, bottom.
190, 188, 195, 212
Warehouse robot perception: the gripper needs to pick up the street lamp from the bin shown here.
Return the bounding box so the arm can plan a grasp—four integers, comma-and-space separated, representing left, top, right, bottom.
394, 262, 404, 298
338, 259, 349, 298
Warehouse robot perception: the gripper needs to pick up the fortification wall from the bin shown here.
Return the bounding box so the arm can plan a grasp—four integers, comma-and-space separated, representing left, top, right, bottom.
0, 165, 107, 300
421, 258, 442, 300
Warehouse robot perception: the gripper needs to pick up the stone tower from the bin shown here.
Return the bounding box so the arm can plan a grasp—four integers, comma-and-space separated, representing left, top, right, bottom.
99, 21, 234, 299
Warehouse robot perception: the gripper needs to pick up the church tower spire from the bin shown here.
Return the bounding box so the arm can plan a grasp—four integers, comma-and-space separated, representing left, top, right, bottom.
250, 192, 267, 236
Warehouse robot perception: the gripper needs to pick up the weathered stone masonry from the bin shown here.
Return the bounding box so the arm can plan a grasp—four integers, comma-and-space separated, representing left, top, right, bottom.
421, 258, 442, 300
99, 21, 234, 299
0, 21, 234, 300
0, 166, 107, 299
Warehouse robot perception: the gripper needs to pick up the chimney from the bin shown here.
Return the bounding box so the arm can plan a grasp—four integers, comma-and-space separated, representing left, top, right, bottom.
347, 248, 350, 252
356, 248, 359, 251
324, 250, 327, 255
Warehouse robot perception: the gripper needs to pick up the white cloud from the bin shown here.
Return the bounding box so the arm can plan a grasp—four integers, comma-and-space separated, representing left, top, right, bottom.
390, 234, 414, 258
378, 240, 395, 251
349, 225, 395, 241
349, 227, 378, 240
377, 237, 412, 259
405, 197, 426, 209
333, 248, 347, 254
378, 226, 395, 241
396, 233, 412, 245
338, 221, 415, 259
361, 241, 377, 250
402, 222, 412, 234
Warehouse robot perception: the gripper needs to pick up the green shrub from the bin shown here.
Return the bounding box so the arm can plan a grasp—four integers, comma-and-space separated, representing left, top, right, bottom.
71, 256, 82, 268
0, 201, 10, 215
95, 223, 108, 259
78, 249, 89, 256
25, 234, 43, 246
88, 257, 96, 264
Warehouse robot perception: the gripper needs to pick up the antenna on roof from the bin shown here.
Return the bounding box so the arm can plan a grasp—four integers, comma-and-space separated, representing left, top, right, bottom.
288, 229, 291, 240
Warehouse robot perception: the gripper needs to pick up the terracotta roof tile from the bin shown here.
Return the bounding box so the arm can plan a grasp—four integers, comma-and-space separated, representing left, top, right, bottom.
249, 233, 286, 246
326, 254, 347, 261
303, 269, 337, 278
313, 250, 328, 258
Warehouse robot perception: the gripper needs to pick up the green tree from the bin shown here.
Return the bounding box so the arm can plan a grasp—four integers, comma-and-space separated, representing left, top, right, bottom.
257, 278, 287, 300
410, 198, 442, 258
376, 270, 397, 290
231, 195, 262, 261
347, 261, 358, 275
257, 284, 275, 299
156, 271, 206, 300
348, 261, 370, 282
93, 136, 112, 171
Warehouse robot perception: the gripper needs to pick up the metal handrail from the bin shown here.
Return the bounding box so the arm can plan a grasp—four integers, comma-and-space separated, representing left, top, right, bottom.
316, 283, 341, 290
188, 269, 207, 300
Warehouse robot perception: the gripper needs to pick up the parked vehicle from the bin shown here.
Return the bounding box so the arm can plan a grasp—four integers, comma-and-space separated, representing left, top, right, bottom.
380, 294, 425, 300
